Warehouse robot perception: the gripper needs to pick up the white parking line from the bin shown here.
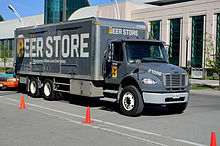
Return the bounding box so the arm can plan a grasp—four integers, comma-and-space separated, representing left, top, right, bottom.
0, 100, 17, 106
3, 97, 205, 146
0, 98, 166, 146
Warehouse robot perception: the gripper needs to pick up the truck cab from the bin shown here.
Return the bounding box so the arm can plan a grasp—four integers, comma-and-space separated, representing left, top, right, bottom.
105, 39, 189, 116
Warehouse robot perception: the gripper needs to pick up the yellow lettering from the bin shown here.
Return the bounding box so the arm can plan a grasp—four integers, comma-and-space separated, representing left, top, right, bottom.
18, 39, 24, 57
112, 66, 117, 78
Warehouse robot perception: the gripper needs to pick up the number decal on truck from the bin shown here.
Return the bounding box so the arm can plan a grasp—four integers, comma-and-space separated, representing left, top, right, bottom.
112, 66, 117, 78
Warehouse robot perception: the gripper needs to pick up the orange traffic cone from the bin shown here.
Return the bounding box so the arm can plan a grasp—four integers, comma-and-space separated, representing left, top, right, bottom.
82, 106, 94, 124
19, 96, 27, 109
210, 132, 217, 146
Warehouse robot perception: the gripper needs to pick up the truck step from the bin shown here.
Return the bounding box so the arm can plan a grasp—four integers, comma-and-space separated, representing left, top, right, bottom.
54, 89, 70, 93
54, 82, 70, 86
103, 90, 118, 94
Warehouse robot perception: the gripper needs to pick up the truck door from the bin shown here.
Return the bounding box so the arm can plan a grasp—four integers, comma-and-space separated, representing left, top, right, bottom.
105, 41, 125, 84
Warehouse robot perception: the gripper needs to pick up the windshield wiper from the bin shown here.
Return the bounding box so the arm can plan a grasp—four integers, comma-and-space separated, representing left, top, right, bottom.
141, 60, 153, 62
141, 59, 167, 63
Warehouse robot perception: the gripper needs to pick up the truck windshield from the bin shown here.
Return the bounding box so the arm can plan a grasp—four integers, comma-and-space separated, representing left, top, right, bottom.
126, 41, 168, 63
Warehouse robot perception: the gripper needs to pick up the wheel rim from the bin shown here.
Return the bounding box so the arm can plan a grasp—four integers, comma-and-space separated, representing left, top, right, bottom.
44, 83, 51, 97
122, 92, 135, 111
30, 81, 37, 94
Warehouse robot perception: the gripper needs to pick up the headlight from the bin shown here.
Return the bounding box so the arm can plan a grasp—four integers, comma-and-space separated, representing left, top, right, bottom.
142, 78, 157, 85
9, 78, 16, 82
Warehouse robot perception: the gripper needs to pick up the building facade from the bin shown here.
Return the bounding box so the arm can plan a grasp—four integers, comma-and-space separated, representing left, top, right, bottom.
0, 15, 44, 67
131, 0, 220, 68
44, 0, 90, 24
1, 0, 219, 69
70, 0, 219, 68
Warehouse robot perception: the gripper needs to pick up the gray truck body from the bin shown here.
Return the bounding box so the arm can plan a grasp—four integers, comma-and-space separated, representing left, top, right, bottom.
15, 17, 145, 80
15, 17, 190, 116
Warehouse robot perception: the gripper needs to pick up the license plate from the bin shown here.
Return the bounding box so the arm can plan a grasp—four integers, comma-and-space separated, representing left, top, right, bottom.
173, 93, 180, 99
0, 84, 3, 87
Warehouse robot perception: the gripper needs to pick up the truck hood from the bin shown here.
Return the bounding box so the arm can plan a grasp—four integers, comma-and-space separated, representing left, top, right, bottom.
139, 62, 186, 75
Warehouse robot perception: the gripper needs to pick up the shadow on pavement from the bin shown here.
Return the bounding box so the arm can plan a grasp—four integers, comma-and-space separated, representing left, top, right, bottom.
0, 87, 18, 91
7, 89, 175, 116
142, 104, 169, 116
67, 94, 121, 114
66, 93, 171, 116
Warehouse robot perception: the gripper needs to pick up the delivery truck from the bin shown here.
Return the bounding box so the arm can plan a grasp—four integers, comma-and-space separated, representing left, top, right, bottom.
15, 17, 190, 116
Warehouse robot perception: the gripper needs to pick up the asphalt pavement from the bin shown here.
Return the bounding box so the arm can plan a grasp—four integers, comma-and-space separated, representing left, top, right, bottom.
190, 79, 219, 88
0, 89, 219, 146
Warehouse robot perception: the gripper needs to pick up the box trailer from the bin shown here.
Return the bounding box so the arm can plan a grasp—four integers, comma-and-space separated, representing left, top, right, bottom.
15, 17, 190, 116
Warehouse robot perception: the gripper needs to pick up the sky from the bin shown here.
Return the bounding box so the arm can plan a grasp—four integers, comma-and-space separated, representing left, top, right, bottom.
0, 0, 126, 20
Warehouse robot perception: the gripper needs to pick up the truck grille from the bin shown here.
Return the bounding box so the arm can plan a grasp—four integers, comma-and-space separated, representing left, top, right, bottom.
164, 74, 187, 88
0, 77, 8, 82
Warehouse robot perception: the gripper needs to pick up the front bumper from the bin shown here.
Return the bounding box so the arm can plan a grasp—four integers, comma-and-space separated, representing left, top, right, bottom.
142, 92, 189, 104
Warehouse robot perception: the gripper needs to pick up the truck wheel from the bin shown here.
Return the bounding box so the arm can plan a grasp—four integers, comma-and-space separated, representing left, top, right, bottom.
43, 79, 55, 101
167, 102, 188, 114
29, 77, 40, 98
119, 85, 144, 116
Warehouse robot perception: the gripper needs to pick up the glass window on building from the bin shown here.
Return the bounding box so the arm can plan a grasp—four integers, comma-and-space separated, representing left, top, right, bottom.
0, 40, 4, 46
0, 39, 14, 57
216, 14, 220, 65
45, 0, 62, 24
8, 39, 13, 51
66, 0, 90, 20
44, 0, 90, 24
191, 16, 204, 68
169, 18, 181, 66
0, 39, 14, 51
150, 21, 160, 40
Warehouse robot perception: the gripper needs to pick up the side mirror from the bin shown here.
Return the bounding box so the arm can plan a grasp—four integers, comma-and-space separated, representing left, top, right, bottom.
107, 56, 112, 62
107, 43, 114, 62
136, 59, 141, 80
136, 59, 142, 67
164, 45, 169, 60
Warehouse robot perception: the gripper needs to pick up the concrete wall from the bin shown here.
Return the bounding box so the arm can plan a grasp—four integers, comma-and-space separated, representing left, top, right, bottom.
131, 0, 220, 67
97, 1, 150, 21
69, 1, 150, 21
0, 14, 44, 40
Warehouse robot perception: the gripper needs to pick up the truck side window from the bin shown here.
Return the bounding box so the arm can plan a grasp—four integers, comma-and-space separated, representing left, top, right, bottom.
113, 42, 123, 62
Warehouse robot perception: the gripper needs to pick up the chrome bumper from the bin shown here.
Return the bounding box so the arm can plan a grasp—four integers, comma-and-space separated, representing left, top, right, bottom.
142, 92, 189, 104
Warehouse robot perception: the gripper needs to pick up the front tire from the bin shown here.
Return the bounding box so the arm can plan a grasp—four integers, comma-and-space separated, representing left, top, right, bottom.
43, 79, 55, 101
29, 77, 40, 98
119, 85, 144, 116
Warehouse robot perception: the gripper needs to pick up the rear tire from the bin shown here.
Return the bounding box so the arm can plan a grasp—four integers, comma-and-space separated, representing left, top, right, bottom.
167, 102, 188, 114
119, 85, 144, 116
55, 92, 63, 100
29, 77, 40, 98
43, 79, 56, 101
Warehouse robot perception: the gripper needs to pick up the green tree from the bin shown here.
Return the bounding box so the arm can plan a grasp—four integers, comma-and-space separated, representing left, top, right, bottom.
204, 33, 220, 90
0, 43, 13, 72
